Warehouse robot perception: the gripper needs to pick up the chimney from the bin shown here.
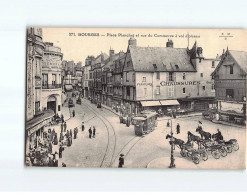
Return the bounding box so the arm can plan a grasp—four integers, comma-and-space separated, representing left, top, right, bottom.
128, 38, 137, 46
166, 39, 173, 48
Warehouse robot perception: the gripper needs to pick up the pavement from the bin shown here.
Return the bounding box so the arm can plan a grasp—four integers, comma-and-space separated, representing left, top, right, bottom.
43, 97, 246, 169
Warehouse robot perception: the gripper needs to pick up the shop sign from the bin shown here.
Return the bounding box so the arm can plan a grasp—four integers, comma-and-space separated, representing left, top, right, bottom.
137, 83, 152, 86
160, 81, 200, 86
28, 118, 52, 136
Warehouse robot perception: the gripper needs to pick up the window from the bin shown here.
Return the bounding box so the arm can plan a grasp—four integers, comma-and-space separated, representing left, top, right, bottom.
156, 72, 160, 80
183, 87, 186, 93
52, 74, 56, 85
144, 88, 147, 96
42, 74, 48, 86
35, 101, 40, 113
168, 86, 174, 97
200, 73, 203, 77
230, 66, 233, 74
212, 61, 215, 68
156, 86, 160, 95
183, 73, 186, 80
142, 77, 146, 82
153, 64, 157, 70
126, 72, 129, 82
132, 73, 135, 82
226, 89, 234, 98
127, 86, 130, 96
90, 73, 93, 79
127, 61, 131, 67
169, 72, 174, 81
58, 105, 61, 111
202, 86, 205, 90
211, 84, 215, 90
175, 65, 179, 70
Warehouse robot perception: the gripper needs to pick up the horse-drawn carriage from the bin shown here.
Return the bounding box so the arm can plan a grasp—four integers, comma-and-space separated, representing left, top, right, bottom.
166, 126, 239, 164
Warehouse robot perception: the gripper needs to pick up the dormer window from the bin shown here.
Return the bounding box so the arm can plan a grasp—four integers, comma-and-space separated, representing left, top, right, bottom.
175, 65, 179, 70
153, 64, 157, 70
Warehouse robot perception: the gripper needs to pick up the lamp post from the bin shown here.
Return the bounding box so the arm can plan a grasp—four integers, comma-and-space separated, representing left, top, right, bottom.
168, 112, 176, 168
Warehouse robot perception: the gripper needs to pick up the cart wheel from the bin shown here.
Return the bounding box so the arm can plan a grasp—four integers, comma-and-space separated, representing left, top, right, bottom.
192, 154, 200, 164
187, 151, 192, 158
180, 150, 186, 157
226, 145, 232, 153
211, 150, 220, 159
200, 151, 208, 161
220, 148, 227, 157
232, 143, 239, 151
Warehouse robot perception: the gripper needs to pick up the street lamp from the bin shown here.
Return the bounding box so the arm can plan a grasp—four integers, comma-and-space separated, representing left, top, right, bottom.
168, 111, 176, 168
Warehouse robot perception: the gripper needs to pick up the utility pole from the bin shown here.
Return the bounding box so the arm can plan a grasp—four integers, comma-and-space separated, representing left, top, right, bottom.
169, 111, 176, 168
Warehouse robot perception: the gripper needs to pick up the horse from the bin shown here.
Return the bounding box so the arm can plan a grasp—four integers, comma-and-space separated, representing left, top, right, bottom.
196, 127, 211, 140
188, 131, 201, 149
166, 134, 185, 149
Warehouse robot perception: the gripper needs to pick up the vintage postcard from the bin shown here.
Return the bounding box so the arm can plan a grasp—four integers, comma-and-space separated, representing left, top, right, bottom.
25, 28, 246, 169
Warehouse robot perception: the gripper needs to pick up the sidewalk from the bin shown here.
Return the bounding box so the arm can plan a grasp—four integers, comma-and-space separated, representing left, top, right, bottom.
212, 119, 246, 129
157, 112, 202, 121
147, 156, 198, 169
101, 104, 121, 117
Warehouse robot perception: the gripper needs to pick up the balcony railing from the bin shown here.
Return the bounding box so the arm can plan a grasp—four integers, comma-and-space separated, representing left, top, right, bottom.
42, 84, 62, 89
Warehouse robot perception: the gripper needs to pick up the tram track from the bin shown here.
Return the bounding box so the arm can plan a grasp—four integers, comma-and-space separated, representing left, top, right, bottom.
81, 100, 117, 168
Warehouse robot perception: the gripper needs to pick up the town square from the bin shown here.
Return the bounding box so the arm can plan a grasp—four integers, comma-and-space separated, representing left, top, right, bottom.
25, 28, 246, 169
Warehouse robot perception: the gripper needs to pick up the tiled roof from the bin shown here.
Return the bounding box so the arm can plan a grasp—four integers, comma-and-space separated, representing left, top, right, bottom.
129, 46, 196, 72
229, 50, 247, 73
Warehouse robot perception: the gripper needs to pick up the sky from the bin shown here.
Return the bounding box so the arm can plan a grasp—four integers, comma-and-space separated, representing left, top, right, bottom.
42, 28, 247, 65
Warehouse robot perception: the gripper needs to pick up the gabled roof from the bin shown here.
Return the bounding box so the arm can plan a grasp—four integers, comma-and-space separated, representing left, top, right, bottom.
128, 46, 196, 72
229, 50, 247, 73
211, 50, 247, 76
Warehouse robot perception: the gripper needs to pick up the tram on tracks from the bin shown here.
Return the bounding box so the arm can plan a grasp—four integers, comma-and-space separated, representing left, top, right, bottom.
132, 111, 158, 136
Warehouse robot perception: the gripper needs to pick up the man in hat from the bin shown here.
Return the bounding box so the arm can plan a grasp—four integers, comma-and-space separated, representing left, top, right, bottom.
59, 145, 64, 158
70, 129, 73, 137
61, 114, 64, 123
74, 128, 77, 139
176, 123, 180, 134
118, 154, 124, 168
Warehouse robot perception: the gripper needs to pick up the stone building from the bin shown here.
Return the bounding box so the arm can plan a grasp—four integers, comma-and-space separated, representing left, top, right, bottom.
122, 38, 219, 114
211, 49, 247, 124
25, 28, 54, 155
41, 42, 63, 115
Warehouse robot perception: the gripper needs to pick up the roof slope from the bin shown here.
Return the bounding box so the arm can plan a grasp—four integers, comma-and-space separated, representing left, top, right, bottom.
129, 46, 196, 72
229, 50, 247, 73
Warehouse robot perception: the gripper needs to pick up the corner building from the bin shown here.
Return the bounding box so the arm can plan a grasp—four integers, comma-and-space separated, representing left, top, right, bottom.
123, 38, 219, 114
41, 42, 63, 115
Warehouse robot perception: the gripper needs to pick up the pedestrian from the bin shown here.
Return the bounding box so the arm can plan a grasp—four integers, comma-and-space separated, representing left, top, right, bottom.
48, 142, 52, 154
81, 122, 85, 131
64, 122, 67, 132
53, 133, 58, 145
59, 131, 64, 142
61, 114, 64, 123
118, 154, 124, 168
70, 129, 73, 137
59, 145, 64, 158
52, 129, 55, 139
74, 128, 77, 139
62, 162, 66, 167
176, 123, 180, 134
66, 130, 69, 138
72, 110, 75, 117
60, 122, 63, 132
93, 126, 96, 138
88, 127, 92, 139
167, 120, 170, 127
67, 136, 71, 147
48, 157, 53, 167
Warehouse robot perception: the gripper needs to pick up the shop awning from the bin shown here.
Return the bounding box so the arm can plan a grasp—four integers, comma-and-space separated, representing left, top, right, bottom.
64, 84, 73, 91
160, 100, 180, 106
141, 101, 161, 107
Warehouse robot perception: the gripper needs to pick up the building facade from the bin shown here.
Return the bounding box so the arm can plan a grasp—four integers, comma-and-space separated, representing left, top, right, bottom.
123, 38, 219, 115
211, 49, 247, 124
26, 28, 54, 155
42, 42, 63, 115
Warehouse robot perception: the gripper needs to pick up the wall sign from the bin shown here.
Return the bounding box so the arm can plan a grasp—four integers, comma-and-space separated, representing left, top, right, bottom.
137, 83, 152, 86
160, 81, 201, 86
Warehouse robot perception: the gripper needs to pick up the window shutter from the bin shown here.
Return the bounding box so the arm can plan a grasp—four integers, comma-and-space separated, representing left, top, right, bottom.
174, 72, 176, 82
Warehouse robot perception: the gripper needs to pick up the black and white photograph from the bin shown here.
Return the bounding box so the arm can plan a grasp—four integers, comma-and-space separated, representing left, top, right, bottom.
25, 28, 246, 169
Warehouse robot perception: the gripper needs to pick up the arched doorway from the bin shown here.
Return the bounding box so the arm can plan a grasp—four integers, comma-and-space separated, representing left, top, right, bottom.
47, 96, 56, 114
